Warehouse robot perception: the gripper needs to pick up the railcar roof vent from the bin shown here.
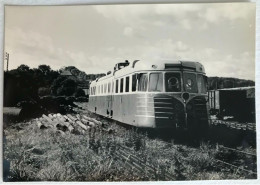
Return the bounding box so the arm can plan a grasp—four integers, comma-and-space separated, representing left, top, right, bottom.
165, 63, 181, 69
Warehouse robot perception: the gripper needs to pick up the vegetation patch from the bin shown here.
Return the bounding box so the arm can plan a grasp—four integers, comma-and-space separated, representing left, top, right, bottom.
3, 108, 256, 181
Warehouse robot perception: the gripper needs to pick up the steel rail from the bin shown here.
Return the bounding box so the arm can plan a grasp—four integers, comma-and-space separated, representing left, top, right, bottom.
220, 146, 256, 157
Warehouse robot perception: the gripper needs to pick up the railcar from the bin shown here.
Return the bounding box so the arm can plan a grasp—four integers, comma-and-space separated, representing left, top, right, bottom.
208, 87, 255, 122
88, 60, 209, 130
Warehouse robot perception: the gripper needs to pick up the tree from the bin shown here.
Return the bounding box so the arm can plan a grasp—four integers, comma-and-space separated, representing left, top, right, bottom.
17, 64, 30, 72
75, 88, 85, 97
38, 65, 51, 75
57, 79, 77, 96
51, 77, 78, 96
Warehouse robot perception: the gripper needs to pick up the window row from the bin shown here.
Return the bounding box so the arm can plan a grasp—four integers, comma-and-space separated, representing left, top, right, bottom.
90, 74, 137, 95
90, 72, 207, 95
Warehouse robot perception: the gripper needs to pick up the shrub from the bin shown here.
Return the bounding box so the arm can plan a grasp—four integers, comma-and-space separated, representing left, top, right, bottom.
38, 87, 51, 97
75, 89, 85, 97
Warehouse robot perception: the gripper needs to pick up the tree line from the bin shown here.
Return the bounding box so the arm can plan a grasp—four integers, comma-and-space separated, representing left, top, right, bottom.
4, 64, 105, 107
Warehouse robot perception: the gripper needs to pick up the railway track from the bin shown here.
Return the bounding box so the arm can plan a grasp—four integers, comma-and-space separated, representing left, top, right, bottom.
210, 119, 256, 132
114, 145, 174, 180
212, 145, 257, 177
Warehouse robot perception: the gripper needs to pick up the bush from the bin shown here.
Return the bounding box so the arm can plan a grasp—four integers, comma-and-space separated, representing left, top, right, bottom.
52, 78, 77, 96
38, 87, 51, 97
75, 89, 85, 97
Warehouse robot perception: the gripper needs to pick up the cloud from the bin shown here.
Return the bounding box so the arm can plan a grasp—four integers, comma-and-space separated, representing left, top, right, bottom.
199, 3, 255, 23
123, 27, 134, 36
94, 4, 202, 30
5, 28, 92, 72
4, 4, 255, 81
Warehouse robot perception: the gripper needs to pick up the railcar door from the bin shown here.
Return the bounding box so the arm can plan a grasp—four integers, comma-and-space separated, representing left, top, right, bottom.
107, 81, 113, 117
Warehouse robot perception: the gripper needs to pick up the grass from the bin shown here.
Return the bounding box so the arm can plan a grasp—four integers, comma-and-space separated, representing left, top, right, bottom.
3, 110, 257, 181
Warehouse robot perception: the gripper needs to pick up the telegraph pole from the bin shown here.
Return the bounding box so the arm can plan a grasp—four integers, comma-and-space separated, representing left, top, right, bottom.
5, 52, 9, 71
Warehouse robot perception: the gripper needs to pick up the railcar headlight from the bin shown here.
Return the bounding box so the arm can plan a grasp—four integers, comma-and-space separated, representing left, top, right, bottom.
182, 92, 190, 101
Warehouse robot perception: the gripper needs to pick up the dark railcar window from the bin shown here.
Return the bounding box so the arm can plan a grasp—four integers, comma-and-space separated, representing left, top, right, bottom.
132, 74, 137, 92
116, 80, 119, 93
108, 83, 110, 93
120, 78, 124, 93
149, 73, 163, 92
125, 76, 129, 92
138, 73, 148, 92
184, 72, 198, 93
165, 73, 181, 92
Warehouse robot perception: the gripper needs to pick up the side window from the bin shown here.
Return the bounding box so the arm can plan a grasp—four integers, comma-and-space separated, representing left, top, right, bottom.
138, 73, 148, 91
112, 82, 114, 93
116, 80, 119, 93
132, 74, 137, 92
108, 82, 110, 93
120, 78, 124, 93
125, 76, 129, 92
104, 83, 107, 93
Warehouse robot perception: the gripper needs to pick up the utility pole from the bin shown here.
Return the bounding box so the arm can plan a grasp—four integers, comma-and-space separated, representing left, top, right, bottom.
5, 52, 9, 71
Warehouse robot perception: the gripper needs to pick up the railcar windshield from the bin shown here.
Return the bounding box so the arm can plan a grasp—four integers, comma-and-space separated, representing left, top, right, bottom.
165, 72, 181, 92
149, 73, 163, 92
183, 72, 198, 93
197, 74, 207, 94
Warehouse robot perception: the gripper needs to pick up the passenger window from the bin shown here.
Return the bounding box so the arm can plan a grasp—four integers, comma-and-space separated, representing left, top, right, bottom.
125, 76, 129, 92
138, 73, 148, 91
149, 73, 163, 92
165, 73, 181, 92
116, 80, 119, 93
105, 83, 107, 93
132, 74, 137, 92
120, 78, 124, 93
112, 82, 114, 93
108, 83, 110, 93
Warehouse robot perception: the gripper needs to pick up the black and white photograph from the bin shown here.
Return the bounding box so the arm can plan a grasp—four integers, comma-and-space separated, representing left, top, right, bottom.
2, 1, 257, 182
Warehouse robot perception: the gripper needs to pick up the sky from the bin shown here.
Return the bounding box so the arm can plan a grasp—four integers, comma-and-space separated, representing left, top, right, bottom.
4, 3, 256, 80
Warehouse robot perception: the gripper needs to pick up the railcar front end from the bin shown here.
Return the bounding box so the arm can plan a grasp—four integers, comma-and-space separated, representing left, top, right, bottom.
133, 69, 209, 130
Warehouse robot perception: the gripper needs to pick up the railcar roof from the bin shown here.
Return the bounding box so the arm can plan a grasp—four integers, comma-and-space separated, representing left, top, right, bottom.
90, 59, 205, 85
